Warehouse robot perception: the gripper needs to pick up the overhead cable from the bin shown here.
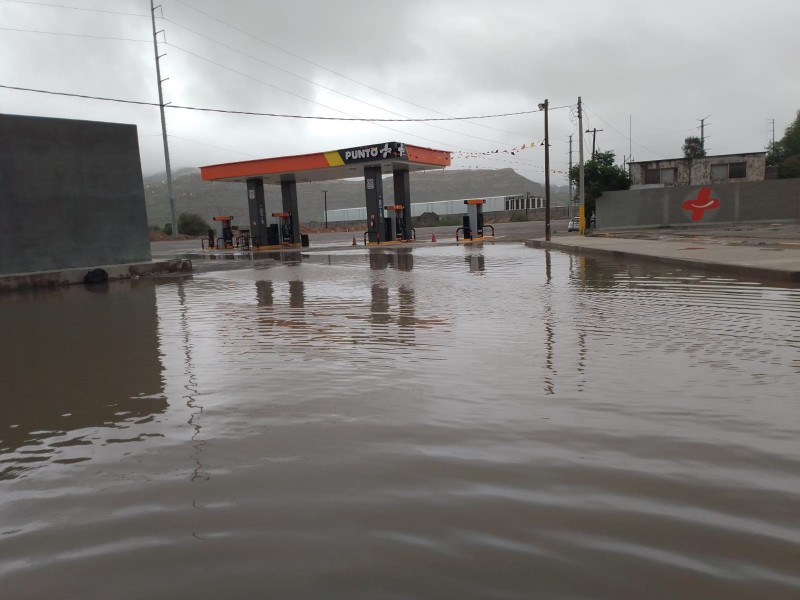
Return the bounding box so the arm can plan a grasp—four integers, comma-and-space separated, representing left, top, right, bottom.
0, 84, 569, 122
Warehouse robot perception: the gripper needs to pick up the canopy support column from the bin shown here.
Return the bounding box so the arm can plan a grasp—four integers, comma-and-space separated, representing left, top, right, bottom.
246, 177, 268, 245
393, 168, 411, 240
280, 179, 301, 245
364, 166, 384, 243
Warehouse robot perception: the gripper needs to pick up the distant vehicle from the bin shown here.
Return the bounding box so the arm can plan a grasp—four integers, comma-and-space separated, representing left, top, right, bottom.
567, 217, 580, 232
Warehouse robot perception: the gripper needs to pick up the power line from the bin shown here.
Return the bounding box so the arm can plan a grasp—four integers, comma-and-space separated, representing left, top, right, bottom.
0, 84, 566, 122
0, 0, 150, 18
169, 0, 529, 139
159, 27, 518, 148
0, 26, 150, 42
583, 103, 670, 159
156, 43, 465, 149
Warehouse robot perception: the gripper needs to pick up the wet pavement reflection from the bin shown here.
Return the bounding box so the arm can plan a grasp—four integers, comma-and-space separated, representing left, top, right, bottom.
1, 245, 799, 599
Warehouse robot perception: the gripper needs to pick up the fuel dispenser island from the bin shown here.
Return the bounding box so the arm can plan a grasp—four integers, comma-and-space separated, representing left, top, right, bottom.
456, 199, 494, 243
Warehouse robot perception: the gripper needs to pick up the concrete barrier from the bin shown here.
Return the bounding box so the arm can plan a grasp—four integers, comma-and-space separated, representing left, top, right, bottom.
597, 179, 800, 230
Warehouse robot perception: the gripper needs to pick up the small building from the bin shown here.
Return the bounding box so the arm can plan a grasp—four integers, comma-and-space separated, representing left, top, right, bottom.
629, 152, 766, 188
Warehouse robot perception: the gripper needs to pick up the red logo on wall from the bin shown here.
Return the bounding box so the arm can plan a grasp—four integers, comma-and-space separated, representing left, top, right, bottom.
682, 187, 720, 222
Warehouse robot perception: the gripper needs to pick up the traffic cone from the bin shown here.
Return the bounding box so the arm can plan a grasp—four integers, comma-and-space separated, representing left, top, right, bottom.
431, 233, 437, 242
352, 236, 357, 246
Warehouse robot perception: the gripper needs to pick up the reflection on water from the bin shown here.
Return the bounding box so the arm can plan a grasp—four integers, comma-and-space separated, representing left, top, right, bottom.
0, 284, 166, 479
1, 245, 799, 599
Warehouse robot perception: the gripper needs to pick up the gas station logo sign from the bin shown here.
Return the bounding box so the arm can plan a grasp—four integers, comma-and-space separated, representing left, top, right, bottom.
340, 142, 407, 164
682, 187, 721, 222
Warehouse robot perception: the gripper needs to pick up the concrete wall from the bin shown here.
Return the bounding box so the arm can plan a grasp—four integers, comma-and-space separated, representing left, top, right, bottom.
597, 179, 800, 229
0, 113, 151, 275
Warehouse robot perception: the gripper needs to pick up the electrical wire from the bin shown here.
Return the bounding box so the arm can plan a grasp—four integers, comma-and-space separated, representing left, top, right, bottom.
160, 18, 521, 148
583, 103, 670, 159
0, 0, 150, 18
0, 83, 565, 122
170, 0, 535, 139
0, 26, 150, 42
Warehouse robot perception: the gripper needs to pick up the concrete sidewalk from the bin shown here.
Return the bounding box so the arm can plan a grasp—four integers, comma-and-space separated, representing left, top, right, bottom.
526, 224, 800, 284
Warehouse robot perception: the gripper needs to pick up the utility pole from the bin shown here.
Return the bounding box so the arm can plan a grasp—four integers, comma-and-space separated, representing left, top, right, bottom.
538, 99, 550, 241
578, 97, 585, 234
698, 115, 711, 153
568, 134, 573, 218
322, 189, 328, 228
150, 0, 177, 237
586, 128, 603, 158
769, 118, 776, 149
629, 114, 632, 159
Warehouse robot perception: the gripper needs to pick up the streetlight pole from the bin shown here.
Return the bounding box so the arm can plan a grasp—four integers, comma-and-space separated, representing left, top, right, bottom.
322, 189, 328, 229
538, 99, 551, 241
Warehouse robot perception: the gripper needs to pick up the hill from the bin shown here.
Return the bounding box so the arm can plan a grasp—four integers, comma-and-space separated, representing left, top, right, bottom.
143, 168, 567, 228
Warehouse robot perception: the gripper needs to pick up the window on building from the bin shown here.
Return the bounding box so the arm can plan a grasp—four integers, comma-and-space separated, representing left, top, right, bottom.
711, 164, 729, 181
660, 168, 676, 184
729, 162, 747, 178
644, 167, 676, 184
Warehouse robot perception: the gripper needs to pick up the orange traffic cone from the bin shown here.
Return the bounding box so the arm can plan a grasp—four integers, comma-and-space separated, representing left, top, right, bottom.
352, 236, 357, 246
431, 233, 437, 242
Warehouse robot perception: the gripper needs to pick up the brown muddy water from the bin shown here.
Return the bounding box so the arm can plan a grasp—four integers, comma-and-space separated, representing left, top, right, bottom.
1, 245, 799, 599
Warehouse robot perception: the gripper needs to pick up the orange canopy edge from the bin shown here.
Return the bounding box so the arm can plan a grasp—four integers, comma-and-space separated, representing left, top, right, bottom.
199, 142, 451, 185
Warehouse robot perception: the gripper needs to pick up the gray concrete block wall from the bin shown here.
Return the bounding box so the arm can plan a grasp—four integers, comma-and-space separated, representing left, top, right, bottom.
0, 113, 152, 275
598, 179, 800, 230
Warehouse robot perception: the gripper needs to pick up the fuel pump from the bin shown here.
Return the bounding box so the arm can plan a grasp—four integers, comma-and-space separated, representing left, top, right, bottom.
272, 212, 293, 246
463, 200, 484, 239
383, 205, 406, 242
457, 199, 494, 243
213, 215, 234, 248
368, 213, 378, 244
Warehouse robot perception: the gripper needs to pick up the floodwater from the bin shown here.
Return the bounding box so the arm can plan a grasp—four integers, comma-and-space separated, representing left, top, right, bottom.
1, 244, 799, 599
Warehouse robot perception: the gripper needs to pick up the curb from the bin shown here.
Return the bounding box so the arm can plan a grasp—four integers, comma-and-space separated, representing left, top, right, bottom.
525, 239, 800, 284
0, 259, 193, 292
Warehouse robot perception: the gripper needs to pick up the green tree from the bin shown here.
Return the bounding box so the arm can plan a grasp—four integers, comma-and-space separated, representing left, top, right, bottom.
765, 140, 785, 166
682, 136, 705, 159
780, 110, 800, 156
768, 110, 800, 177
568, 150, 630, 221
777, 155, 800, 179
177, 212, 211, 236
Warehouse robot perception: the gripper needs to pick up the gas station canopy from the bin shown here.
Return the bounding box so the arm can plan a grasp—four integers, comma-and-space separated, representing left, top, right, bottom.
199, 141, 451, 184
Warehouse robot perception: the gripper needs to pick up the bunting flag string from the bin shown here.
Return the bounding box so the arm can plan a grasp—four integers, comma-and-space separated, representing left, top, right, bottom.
449, 140, 545, 159
446, 139, 571, 177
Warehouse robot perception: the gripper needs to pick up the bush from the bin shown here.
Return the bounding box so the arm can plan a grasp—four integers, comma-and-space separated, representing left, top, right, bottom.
163, 222, 173, 236
177, 213, 211, 236
778, 155, 800, 179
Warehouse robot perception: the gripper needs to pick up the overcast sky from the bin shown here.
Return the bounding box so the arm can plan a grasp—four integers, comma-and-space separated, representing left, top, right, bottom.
2, 0, 798, 186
